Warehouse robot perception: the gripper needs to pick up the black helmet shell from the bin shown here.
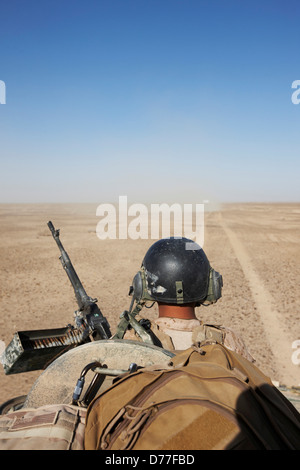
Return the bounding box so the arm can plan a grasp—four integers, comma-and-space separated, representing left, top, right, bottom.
142, 237, 210, 304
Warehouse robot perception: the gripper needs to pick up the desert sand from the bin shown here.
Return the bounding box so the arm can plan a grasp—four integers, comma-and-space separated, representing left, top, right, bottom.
0, 203, 299, 406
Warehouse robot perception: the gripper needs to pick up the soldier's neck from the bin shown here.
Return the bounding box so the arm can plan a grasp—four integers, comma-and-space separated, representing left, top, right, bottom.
157, 303, 197, 320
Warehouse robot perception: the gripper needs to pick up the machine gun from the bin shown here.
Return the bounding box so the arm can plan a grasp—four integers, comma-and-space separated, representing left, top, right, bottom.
1, 222, 111, 375
47, 221, 111, 341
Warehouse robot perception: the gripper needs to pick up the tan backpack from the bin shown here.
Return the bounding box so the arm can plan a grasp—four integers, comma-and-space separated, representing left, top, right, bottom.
84, 343, 300, 450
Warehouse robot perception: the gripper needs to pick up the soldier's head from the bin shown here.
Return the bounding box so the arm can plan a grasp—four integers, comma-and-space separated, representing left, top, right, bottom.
130, 237, 223, 319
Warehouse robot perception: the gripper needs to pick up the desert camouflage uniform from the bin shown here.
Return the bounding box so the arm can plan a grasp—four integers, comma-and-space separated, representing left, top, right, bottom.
124, 316, 255, 363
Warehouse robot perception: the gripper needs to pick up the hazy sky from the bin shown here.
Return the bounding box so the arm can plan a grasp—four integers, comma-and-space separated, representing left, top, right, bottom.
0, 0, 299, 204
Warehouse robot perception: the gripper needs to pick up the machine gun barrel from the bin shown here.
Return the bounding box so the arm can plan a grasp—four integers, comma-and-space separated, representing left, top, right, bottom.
47, 221, 111, 340
47, 221, 92, 310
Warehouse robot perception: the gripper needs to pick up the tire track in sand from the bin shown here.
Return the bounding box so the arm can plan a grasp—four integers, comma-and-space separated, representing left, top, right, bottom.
219, 213, 297, 386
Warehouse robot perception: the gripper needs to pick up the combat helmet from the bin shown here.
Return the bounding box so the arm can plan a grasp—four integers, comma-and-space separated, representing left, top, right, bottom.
130, 237, 223, 306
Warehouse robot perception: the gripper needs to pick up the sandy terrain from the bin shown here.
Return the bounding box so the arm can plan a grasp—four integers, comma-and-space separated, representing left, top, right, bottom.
0, 203, 299, 406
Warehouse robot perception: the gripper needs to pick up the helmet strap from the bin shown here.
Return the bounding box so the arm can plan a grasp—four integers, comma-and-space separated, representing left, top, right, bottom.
175, 281, 184, 304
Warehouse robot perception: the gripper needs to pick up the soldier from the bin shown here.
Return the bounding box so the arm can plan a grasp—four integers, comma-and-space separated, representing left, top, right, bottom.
124, 237, 254, 362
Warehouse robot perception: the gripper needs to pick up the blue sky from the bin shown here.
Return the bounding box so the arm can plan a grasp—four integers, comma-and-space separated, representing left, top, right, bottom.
0, 0, 299, 204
